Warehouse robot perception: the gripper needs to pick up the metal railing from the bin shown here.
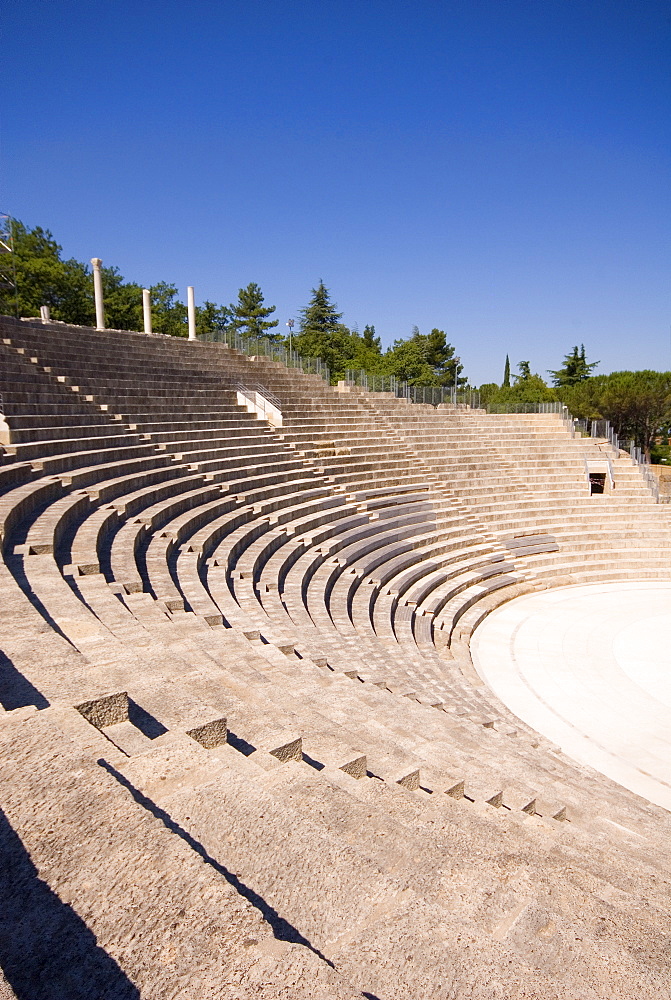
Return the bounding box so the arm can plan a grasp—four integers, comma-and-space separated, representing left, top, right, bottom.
627, 440, 660, 502
235, 381, 282, 427
589, 419, 621, 459
415, 386, 481, 408
485, 400, 565, 415
557, 404, 575, 436
344, 369, 480, 408
198, 329, 331, 384
586, 418, 661, 502
235, 381, 281, 411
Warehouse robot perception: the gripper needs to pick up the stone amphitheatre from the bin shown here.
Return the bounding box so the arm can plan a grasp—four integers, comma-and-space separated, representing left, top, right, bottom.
3, 313, 671, 999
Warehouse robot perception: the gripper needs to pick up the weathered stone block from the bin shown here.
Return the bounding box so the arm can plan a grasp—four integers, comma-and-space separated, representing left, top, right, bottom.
75, 691, 128, 730
186, 717, 228, 749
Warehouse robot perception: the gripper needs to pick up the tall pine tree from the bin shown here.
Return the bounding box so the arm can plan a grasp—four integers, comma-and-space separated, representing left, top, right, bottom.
230, 282, 279, 339
293, 281, 359, 376
548, 344, 599, 386
298, 280, 343, 336
503, 354, 511, 387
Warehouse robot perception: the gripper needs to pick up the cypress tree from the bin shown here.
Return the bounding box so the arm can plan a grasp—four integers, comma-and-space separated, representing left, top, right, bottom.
503, 354, 511, 387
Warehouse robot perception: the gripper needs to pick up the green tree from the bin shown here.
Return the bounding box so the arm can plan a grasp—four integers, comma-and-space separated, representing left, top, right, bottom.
384, 335, 438, 385
102, 266, 143, 331
293, 282, 360, 378
297, 281, 343, 339
362, 324, 381, 353
548, 344, 599, 386
196, 300, 232, 338
482, 363, 557, 411
427, 328, 465, 386
2, 218, 239, 341
478, 383, 502, 407
3, 220, 93, 324
230, 282, 278, 339
580, 371, 671, 457
149, 282, 187, 337
384, 327, 465, 387
503, 354, 511, 388
557, 371, 671, 456
555, 378, 605, 423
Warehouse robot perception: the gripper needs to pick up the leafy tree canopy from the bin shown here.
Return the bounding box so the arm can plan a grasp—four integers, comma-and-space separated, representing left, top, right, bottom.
385, 327, 466, 387
480, 362, 556, 411
292, 282, 359, 378
196, 300, 232, 338
362, 324, 381, 353
2, 221, 93, 325
559, 370, 671, 457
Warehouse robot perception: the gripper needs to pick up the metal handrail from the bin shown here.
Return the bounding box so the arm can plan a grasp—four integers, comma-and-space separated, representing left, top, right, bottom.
627, 440, 659, 502
235, 381, 281, 410
581, 417, 660, 502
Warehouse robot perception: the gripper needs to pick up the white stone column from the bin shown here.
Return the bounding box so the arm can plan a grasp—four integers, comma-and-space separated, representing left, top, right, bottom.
91, 258, 105, 330
142, 289, 152, 335
40, 305, 50, 323
187, 285, 196, 341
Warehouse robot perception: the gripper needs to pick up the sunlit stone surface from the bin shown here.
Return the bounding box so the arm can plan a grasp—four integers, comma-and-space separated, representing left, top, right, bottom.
472, 581, 671, 810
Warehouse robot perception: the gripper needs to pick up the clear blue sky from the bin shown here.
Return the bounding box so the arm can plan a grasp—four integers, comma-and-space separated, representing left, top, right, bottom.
3, 0, 670, 385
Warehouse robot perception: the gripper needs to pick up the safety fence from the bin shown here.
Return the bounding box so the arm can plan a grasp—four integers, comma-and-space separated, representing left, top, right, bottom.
199, 329, 331, 384
485, 400, 566, 415
344, 369, 481, 408
626, 440, 661, 502
574, 417, 662, 502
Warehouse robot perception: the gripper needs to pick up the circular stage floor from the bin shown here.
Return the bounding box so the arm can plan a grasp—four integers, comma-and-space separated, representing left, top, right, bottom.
470, 581, 671, 811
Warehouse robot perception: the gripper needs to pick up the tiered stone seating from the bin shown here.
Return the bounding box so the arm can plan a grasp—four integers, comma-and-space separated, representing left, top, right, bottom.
350, 390, 671, 606
3, 315, 671, 997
